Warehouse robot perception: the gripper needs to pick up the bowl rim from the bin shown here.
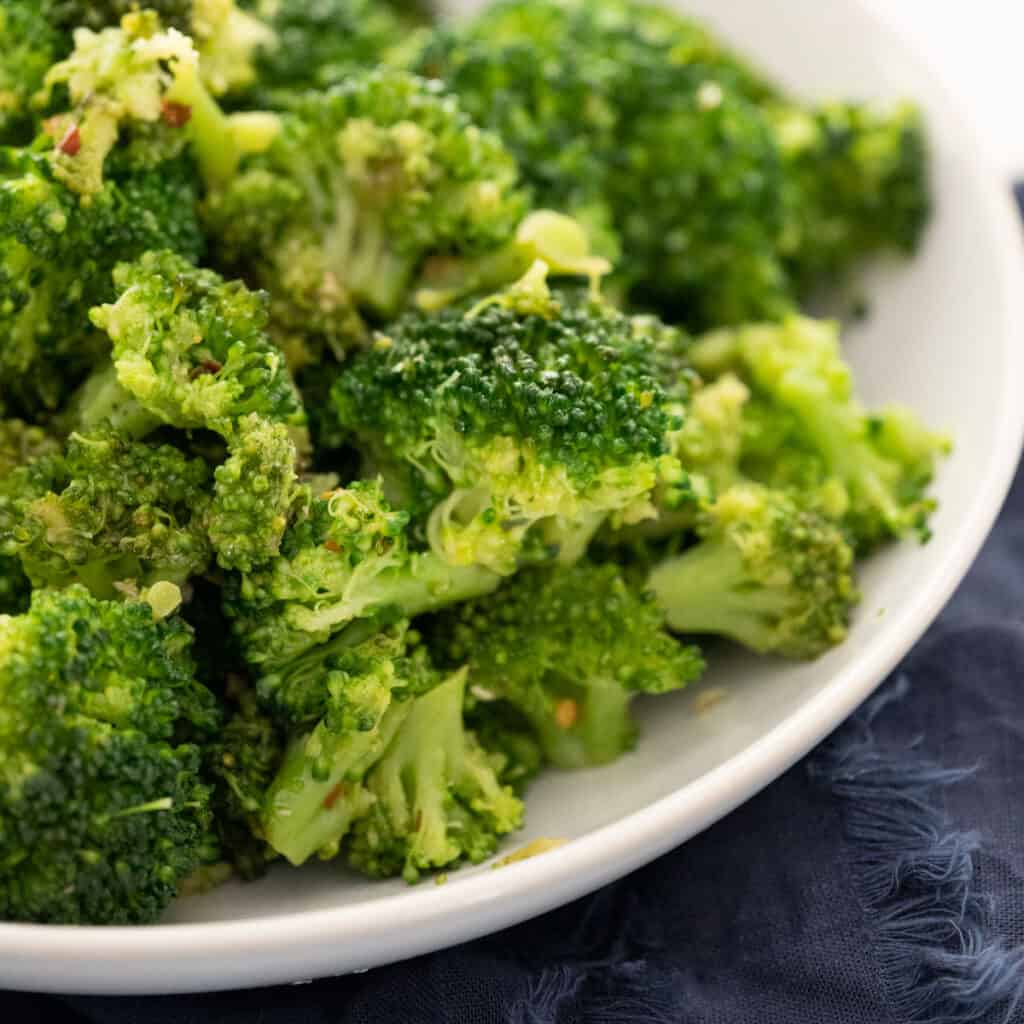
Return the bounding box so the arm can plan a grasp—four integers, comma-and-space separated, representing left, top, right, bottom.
4, 0, 1024, 995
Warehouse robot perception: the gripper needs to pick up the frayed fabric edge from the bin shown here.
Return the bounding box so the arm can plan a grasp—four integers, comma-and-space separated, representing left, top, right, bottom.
811, 676, 1024, 1024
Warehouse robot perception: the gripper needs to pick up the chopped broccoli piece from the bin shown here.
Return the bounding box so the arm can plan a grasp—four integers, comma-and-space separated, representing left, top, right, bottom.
332, 284, 677, 575
647, 482, 859, 659
203, 69, 526, 356
690, 315, 950, 552
0, 586, 219, 924
0, 429, 213, 598
431, 562, 703, 768
347, 667, 524, 882
0, 1, 65, 145
225, 479, 500, 669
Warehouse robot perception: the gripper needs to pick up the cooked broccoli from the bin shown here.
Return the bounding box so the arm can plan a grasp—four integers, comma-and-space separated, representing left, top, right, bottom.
225, 479, 501, 669
0, 149, 203, 419
690, 315, 950, 552
647, 482, 859, 659
203, 69, 527, 356
259, 620, 437, 866
773, 100, 930, 293
347, 666, 523, 882
249, 0, 407, 96
0, 1, 64, 145
0, 586, 219, 924
431, 562, 703, 768
332, 280, 677, 575
0, 429, 214, 598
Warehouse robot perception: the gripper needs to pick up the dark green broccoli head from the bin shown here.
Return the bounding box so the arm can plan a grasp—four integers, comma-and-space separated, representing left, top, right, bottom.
332, 294, 676, 573
250, 0, 406, 95
346, 667, 523, 882
89, 250, 304, 436
225, 478, 500, 668
0, 149, 203, 418
431, 562, 703, 768
774, 101, 931, 291
647, 482, 859, 659
0, 430, 214, 598
203, 69, 526, 355
0, 586, 218, 924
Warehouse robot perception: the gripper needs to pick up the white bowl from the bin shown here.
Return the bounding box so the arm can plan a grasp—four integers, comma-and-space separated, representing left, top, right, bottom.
4, 0, 1024, 995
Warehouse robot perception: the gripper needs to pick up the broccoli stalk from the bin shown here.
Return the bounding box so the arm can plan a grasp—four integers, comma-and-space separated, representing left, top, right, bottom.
347, 668, 524, 882
647, 483, 859, 659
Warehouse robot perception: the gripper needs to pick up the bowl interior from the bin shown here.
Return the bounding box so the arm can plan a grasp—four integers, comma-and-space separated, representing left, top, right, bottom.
5, 0, 1023, 997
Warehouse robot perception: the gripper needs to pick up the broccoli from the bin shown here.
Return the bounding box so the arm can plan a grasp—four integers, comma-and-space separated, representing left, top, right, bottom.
39, 11, 280, 196
347, 667, 524, 882
773, 100, 930, 293
0, 586, 219, 924
259, 620, 437, 866
647, 483, 859, 659
0, 149, 204, 419
225, 479, 501, 669
332, 279, 677, 576
248, 0, 407, 96
690, 315, 950, 552
0, 429, 214, 598
203, 69, 527, 356
430, 562, 704, 768
0, 1, 65, 145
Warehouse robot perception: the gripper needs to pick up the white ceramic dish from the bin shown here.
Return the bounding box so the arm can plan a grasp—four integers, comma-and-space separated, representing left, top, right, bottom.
4, 0, 1024, 996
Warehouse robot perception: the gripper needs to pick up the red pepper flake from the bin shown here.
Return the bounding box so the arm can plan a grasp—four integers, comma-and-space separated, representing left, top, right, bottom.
322, 783, 347, 809
161, 100, 192, 127
324, 540, 342, 553
58, 125, 81, 157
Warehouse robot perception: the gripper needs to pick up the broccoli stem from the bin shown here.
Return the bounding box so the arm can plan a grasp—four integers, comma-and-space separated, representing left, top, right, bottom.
646, 538, 782, 652
263, 702, 410, 865
528, 679, 634, 770
66, 362, 159, 439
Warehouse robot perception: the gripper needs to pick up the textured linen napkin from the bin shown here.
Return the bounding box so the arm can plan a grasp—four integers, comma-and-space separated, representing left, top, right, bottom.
6, 201, 1024, 1024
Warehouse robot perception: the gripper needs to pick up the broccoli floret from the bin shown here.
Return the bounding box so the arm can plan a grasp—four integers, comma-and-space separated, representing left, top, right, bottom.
773, 101, 930, 292
0, 150, 203, 419
346, 667, 523, 882
89, 250, 305, 433
249, 0, 406, 96
0, 1, 64, 145
208, 414, 306, 572
259, 620, 436, 866
39, 11, 280, 196
225, 479, 501, 669
431, 562, 703, 768
0, 586, 219, 924
0, 429, 213, 598
332, 281, 677, 575
647, 482, 859, 659
203, 69, 526, 356
690, 315, 950, 552
190, 0, 277, 97
49, 1, 194, 33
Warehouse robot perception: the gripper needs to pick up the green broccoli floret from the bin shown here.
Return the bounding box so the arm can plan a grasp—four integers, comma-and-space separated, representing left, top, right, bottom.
39, 11, 280, 196
332, 282, 677, 576
0, 430, 213, 598
0, 586, 219, 924
0, 149, 203, 419
431, 562, 704, 768
190, 0, 277, 97
203, 69, 527, 356
773, 101, 930, 293
249, 0, 406, 96
0, 1, 64, 145
346, 667, 523, 882
49, 1, 194, 33
259, 620, 437, 866
690, 315, 950, 552
647, 482, 859, 659
225, 479, 501, 669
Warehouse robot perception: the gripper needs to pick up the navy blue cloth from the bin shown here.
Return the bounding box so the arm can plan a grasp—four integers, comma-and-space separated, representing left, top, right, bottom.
7, 218, 1024, 1024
